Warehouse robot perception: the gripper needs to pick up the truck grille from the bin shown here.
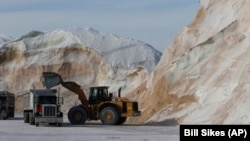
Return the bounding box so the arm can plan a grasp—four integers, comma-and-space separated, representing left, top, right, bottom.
43, 105, 56, 117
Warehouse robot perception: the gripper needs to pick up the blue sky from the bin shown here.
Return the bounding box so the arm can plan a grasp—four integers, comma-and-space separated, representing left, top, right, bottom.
0, 0, 199, 52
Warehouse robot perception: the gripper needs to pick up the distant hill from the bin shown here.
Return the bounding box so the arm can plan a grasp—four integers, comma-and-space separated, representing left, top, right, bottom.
0, 34, 14, 46
0, 28, 161, 112
66, 28, 162, 73
128, 0, 250, 124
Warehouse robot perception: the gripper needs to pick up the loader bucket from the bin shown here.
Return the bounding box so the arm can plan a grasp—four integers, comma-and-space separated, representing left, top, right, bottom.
42, 72, 62, 89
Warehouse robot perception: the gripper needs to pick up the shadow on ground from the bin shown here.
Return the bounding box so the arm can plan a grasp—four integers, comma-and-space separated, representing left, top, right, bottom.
145, 118, 179, 126
7, 115, 179, 127
7, 117, 23, 120
62, 118, 179, 128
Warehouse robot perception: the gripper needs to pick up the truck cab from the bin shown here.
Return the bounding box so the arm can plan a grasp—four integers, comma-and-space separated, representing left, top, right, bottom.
23, 89, 63, 127
0, 91, 15, 120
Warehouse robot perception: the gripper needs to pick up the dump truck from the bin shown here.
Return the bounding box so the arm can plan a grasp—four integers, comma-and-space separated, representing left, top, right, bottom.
0, 91, 15, 119
42, 72, 141, 125
23, 89, 63, 127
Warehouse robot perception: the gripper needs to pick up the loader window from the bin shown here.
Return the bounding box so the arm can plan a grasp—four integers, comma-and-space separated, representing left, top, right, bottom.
101, 88, 108, 97
90, 88, 107, 97
92, 89, 98, 97
97, 88, 109, 98
89, 87, 109, 105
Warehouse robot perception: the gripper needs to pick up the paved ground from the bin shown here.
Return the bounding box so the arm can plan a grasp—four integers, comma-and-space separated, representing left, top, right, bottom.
0, 115, 179, 141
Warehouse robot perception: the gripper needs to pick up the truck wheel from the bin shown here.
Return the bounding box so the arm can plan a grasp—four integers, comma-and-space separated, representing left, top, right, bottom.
9, 112, 14, 118
116, 117, 127, 125
57, 123, 62, 127
68, 106, 87, 125
35, 122, 39, 127
24, 112, 29, 123
100, 107, 119, 125
29, 113, 35, 125
0, 109, 7, 120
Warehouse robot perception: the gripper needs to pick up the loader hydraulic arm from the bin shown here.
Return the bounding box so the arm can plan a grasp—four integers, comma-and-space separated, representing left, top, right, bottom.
42, 72, 89, 107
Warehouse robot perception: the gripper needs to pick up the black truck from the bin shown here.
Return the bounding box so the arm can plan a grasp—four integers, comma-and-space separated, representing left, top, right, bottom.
0, 91, 15, 119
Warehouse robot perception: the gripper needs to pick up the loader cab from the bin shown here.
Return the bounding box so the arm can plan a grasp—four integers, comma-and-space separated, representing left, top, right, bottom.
88, 86, 111, 105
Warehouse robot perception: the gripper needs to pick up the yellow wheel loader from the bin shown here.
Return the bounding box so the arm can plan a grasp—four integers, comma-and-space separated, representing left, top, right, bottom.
42, 72, 141, 125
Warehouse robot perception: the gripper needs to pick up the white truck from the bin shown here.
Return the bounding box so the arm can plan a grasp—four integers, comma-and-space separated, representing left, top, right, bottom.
23, 89, 63, 127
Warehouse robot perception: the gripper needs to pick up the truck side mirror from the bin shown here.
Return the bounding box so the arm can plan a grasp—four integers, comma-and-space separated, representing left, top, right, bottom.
58, 97, 64, 105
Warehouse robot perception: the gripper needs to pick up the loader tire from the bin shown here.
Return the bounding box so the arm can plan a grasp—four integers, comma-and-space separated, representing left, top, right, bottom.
68, 106, 87, 125
100, 107, 119, 125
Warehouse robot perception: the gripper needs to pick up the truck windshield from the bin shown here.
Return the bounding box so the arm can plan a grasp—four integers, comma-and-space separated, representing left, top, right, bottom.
38, 96, 57, 104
